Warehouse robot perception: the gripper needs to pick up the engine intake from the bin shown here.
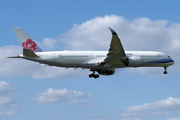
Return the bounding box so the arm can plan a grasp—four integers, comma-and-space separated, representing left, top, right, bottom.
123, 56, 142, 67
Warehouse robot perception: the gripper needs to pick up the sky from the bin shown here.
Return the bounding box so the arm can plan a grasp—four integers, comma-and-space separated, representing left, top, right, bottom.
0, 0, 180, 120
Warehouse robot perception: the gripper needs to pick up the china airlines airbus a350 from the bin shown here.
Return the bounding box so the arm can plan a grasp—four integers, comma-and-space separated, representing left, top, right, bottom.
9, 27, 174, 78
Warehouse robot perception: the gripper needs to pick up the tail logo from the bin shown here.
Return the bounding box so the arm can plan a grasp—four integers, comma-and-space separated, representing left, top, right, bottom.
22, 39, 37, 51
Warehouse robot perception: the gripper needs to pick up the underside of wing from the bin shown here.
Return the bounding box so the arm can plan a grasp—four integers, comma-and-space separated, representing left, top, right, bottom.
84, 58, 105, 64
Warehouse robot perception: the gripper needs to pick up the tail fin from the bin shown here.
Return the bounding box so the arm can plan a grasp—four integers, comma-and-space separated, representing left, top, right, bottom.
13, 27, 43, 52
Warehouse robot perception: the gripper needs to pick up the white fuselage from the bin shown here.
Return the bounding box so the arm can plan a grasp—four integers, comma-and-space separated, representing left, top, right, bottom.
19, 51, 174, 69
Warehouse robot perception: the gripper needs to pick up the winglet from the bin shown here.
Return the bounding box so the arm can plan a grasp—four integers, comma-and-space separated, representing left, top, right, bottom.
108, 27, 117, 35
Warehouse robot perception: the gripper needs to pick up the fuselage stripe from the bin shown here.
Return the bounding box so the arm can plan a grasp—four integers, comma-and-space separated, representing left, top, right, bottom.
145, 58, 174, 64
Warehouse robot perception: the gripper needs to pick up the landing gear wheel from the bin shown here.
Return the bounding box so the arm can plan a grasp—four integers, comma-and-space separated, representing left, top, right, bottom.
89, 74, 93, 78
89, 72, 99, 79
163, 66, 168, 74
94, 74, 99, 79
164, 71, 167, 74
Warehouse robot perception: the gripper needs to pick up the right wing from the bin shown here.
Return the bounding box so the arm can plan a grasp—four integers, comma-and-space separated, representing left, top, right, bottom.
103, 28, 126, 67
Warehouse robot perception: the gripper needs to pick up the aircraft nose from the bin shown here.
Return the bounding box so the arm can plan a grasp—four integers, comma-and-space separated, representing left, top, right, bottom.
170, 58, 175, 65
167, 55, 174, 65
171, 58, 174, 65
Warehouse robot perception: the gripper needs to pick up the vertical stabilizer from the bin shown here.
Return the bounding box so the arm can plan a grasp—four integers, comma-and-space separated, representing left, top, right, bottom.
13, 27, 43, 52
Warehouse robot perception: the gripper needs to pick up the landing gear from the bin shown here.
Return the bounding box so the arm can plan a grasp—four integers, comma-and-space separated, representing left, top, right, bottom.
89, 71, 99, 79
89, 74, 99, 78
164, 71, 167, 74
164, 66, 168, 74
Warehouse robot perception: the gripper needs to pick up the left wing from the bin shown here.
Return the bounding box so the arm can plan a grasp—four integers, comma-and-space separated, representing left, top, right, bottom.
103, 28, 126, 67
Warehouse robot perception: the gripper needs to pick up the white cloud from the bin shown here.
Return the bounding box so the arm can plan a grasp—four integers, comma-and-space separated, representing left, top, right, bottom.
0, 109, 17, 118
121, 118, 141, 120
68, 99, 88, 104
125, 97, 180, 112
38, 38, 58, 50
59, 15, 123, 51
0, 81, 19, 118
31, 88, 92, 103
118, 112, 169, 118
0, 97, 20, 107
59, 15, 172, 52
0, 46, 32, 78
87, 119, 107, 120
0, 81, 14, 96
118, 97, 180, 118
167, 118, 180, 120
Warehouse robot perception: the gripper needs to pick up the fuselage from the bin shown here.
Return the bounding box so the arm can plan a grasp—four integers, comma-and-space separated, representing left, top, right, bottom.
19, 51, 174, 69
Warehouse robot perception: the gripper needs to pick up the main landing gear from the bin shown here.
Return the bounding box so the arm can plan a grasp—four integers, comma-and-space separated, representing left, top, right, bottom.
89, 71, 99, 79
164, 66, 168, 74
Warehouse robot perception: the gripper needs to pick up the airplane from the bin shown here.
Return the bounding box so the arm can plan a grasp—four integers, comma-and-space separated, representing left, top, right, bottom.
8, 27, 174, 79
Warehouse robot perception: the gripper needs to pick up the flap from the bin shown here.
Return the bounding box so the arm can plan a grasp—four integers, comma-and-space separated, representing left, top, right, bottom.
84, 58, 105, 64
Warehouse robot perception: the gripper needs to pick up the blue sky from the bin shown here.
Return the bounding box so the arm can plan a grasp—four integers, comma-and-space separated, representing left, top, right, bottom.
0, 0, 180, 120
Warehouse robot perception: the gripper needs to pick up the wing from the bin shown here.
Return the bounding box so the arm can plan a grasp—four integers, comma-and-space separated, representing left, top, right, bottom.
85, 58, 105, 64
103, 28, 126, 68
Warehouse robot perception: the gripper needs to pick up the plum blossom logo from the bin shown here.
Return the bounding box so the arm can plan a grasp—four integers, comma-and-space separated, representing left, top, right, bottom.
22, 39, 37, 51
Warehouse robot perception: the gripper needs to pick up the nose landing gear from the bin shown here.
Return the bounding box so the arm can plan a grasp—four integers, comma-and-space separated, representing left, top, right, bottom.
164, 66, 168, 74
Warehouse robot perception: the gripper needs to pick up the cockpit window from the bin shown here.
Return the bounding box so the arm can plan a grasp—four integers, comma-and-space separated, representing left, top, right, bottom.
168, 55, 171, 58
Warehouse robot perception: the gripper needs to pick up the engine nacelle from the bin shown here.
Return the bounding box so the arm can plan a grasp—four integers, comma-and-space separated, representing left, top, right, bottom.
123, 56, 142, 67
96, 69, 115, 75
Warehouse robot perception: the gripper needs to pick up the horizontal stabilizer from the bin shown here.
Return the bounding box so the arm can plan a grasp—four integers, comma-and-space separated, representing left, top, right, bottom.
23, 48, 38, 57
7, 56, 20, 58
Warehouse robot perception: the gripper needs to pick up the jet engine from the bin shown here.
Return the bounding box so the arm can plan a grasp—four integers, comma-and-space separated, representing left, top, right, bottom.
123, 56, 143, 67
96, 69, 115, 75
